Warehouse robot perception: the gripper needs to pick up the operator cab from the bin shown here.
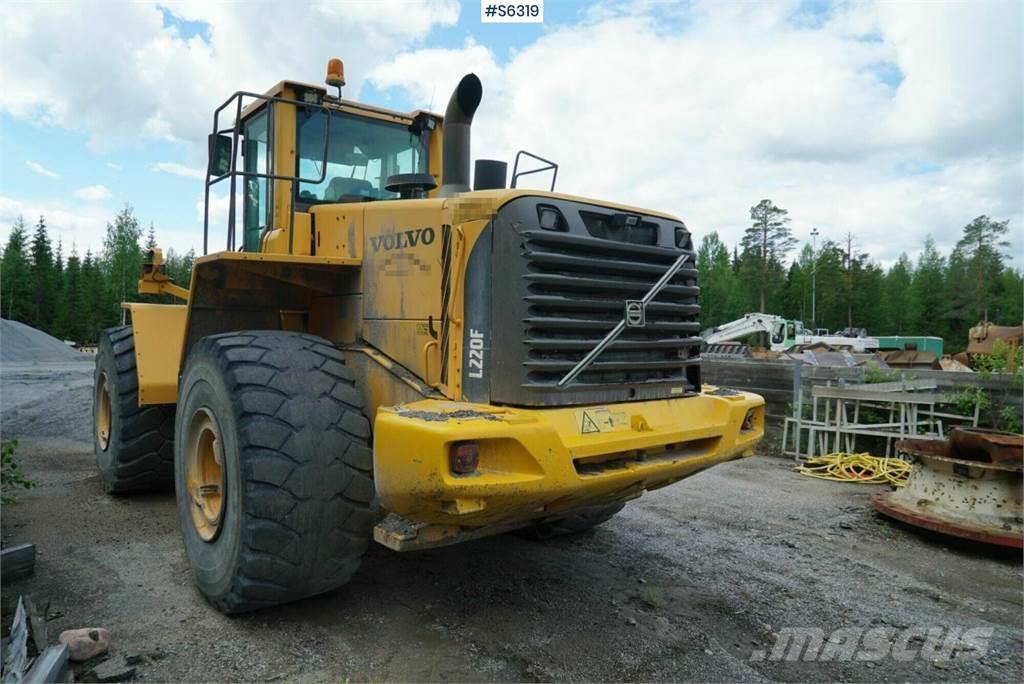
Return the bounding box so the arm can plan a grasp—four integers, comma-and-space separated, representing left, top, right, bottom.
205, 60, 442, 254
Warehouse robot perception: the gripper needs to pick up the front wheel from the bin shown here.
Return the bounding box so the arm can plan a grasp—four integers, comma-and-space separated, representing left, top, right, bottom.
175, 331, 375, 614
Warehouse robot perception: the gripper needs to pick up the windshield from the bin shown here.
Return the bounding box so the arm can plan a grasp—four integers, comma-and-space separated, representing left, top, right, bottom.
296, 108, 428, 203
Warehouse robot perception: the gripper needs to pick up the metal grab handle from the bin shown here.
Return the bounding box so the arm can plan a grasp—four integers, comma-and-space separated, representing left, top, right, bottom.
423, 340, 440, 388
447, 227, 467, 325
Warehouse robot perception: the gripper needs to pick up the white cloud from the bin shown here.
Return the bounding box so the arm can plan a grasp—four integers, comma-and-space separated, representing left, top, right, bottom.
72, 184, 112, 201
369, 0, 1023, 265
3, 1, 1020, 268
152, 162, 205, 180
0, 1, 459, 153
25, 160, 59, 179
0, 196, 109, 254
0, 196, 200, 257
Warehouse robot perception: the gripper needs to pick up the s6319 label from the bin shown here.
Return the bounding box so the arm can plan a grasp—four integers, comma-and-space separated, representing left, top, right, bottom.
481, 0, 543, 23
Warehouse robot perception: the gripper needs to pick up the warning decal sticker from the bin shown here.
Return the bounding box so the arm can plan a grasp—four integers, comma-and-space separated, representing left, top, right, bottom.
576, 407, 627, 434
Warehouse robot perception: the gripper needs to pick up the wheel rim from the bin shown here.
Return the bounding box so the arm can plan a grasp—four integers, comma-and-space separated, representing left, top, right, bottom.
185, 408, 225, 542
95, 373, 112, 451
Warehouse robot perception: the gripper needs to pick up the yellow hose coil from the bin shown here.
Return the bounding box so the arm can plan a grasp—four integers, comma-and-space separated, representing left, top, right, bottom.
796, 452, 911, 487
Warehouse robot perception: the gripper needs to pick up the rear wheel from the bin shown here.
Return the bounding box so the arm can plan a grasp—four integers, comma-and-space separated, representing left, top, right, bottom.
94, 326, 175, 493
517, 502, 625, 540
175, 331, 375, 614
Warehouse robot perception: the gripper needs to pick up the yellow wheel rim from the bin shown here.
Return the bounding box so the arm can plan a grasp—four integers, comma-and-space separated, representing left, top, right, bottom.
185, 408, 225, 542
95, 373, 112, 451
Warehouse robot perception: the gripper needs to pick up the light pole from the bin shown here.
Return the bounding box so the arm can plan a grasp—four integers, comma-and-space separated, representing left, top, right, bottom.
810, 227, 819, 331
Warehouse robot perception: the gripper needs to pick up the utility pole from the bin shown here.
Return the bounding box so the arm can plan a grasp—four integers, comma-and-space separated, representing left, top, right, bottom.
810, 227, 819, 331
846, 231, 854, 333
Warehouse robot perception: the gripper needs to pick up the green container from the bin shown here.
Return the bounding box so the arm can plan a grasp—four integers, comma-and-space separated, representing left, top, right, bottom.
875, 336, 944, 356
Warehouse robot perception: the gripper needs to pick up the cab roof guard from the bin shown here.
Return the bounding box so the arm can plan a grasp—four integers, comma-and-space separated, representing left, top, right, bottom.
203, 90, 335, 256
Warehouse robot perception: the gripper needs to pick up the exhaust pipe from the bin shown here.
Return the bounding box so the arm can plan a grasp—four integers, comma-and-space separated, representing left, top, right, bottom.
439, 73, 482, 197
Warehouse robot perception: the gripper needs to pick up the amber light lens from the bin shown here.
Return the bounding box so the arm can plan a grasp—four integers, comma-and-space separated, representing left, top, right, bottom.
450, 442, 479, 474
326, 58, 346, 87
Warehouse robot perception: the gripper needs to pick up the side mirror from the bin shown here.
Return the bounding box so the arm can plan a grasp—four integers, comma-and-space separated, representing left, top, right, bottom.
207, 134, 233, 179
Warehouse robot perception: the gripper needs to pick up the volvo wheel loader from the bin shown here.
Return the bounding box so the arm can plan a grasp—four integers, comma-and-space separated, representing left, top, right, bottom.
92, 59, 764, 613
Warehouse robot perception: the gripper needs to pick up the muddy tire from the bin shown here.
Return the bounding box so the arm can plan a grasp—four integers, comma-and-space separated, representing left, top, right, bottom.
517, 502, 625, 540
94, 325, 175, 494
175, 331, 375, 614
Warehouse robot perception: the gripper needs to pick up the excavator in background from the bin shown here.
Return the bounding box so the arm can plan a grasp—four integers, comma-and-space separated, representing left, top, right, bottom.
91, 58, 764, 613
702, 313, 880, 356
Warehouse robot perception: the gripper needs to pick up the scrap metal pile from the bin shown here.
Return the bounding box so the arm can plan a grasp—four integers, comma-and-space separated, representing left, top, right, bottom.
871, 428, 1023, 548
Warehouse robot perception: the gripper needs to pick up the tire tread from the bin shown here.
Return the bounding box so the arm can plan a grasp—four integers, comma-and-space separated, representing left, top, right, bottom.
182, 331, 374, 614
95, 325, 175, 493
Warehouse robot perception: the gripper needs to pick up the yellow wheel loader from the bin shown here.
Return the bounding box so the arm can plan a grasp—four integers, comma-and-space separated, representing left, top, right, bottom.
92, 59, 764, 613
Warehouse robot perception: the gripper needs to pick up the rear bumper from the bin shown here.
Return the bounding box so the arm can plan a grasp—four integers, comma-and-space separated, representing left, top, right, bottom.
373, 387, 764, 528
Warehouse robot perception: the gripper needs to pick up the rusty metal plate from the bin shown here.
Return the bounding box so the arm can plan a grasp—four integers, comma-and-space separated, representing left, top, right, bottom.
872, 491, 1022, 548
949, 427, 1024, 467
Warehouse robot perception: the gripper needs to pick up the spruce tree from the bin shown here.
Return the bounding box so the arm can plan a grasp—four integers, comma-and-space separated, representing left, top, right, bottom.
29, 215, 56, 332
909, 238, 947, 337
1, 217, 34, 321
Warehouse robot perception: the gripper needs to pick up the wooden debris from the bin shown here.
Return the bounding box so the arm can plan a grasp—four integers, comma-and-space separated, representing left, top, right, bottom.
2, 597, 28, 683
23, 596, 48, 655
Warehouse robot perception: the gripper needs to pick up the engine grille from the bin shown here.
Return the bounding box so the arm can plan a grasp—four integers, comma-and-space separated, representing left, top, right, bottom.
521, 230, 701, 389
484, 196, 702, 407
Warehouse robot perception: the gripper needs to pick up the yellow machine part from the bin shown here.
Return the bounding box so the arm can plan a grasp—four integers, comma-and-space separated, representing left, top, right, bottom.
126, 303, 188, 405
373, 389, 764, 529
122, 71, 769, 558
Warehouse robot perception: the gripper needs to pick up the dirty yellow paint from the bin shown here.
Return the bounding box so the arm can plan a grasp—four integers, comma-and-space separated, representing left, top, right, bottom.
374, 392, 765, 529
126, 303, 187, 405
127, 73, 768, 552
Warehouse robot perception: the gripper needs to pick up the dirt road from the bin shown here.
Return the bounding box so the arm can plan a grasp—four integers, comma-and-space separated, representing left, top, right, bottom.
2, 362, 1021, 682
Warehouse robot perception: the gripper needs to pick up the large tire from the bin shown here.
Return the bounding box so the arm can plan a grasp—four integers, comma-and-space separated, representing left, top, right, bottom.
517, 502, 626, 540
174, 331, 375, 614
94, 325, 175, 494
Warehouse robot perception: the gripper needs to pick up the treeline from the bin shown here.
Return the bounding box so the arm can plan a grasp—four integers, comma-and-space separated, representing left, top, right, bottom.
697, 201, 1022, 353
0, 207, 194, 344
1, 201, 1019, 353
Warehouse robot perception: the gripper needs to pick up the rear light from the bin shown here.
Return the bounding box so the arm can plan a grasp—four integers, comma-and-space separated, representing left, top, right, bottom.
741, 409, 757, 432
449, 441, 479, 474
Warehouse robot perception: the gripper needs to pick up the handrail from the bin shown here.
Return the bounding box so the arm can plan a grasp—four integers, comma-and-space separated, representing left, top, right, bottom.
510, 150, 559, 192
202, 90, 336, 255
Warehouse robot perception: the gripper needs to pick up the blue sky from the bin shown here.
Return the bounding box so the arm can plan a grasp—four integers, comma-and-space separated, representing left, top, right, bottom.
1, 0, 1020, 266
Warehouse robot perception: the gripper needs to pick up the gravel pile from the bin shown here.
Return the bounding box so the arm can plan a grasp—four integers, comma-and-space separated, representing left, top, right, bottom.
0, 319, 89, 363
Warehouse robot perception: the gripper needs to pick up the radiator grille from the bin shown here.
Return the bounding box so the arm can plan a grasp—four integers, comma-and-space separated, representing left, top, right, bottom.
520, 230, 702, 390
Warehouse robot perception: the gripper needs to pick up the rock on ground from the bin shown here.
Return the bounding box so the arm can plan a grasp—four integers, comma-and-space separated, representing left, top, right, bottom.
59, 627, 111, 662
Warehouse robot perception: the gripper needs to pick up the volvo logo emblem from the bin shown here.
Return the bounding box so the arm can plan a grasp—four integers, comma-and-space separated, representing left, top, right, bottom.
625, 300, 646, 328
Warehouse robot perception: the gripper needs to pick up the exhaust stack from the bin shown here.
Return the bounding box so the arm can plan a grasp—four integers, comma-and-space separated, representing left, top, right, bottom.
439, 73, 483, 197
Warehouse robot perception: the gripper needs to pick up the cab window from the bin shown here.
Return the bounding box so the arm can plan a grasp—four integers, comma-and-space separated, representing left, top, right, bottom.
242, 109, 269, 252
295, 109, 428, 203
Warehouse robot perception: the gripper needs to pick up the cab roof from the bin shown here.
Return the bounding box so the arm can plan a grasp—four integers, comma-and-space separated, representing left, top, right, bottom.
240, 79, 441, 126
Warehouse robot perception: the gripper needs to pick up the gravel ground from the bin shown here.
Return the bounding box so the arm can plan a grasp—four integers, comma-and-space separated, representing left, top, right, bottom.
1, 362, 1021, 682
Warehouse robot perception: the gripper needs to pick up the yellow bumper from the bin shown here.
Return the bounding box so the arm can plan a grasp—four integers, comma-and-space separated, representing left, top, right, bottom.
373, 387, 764, 528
